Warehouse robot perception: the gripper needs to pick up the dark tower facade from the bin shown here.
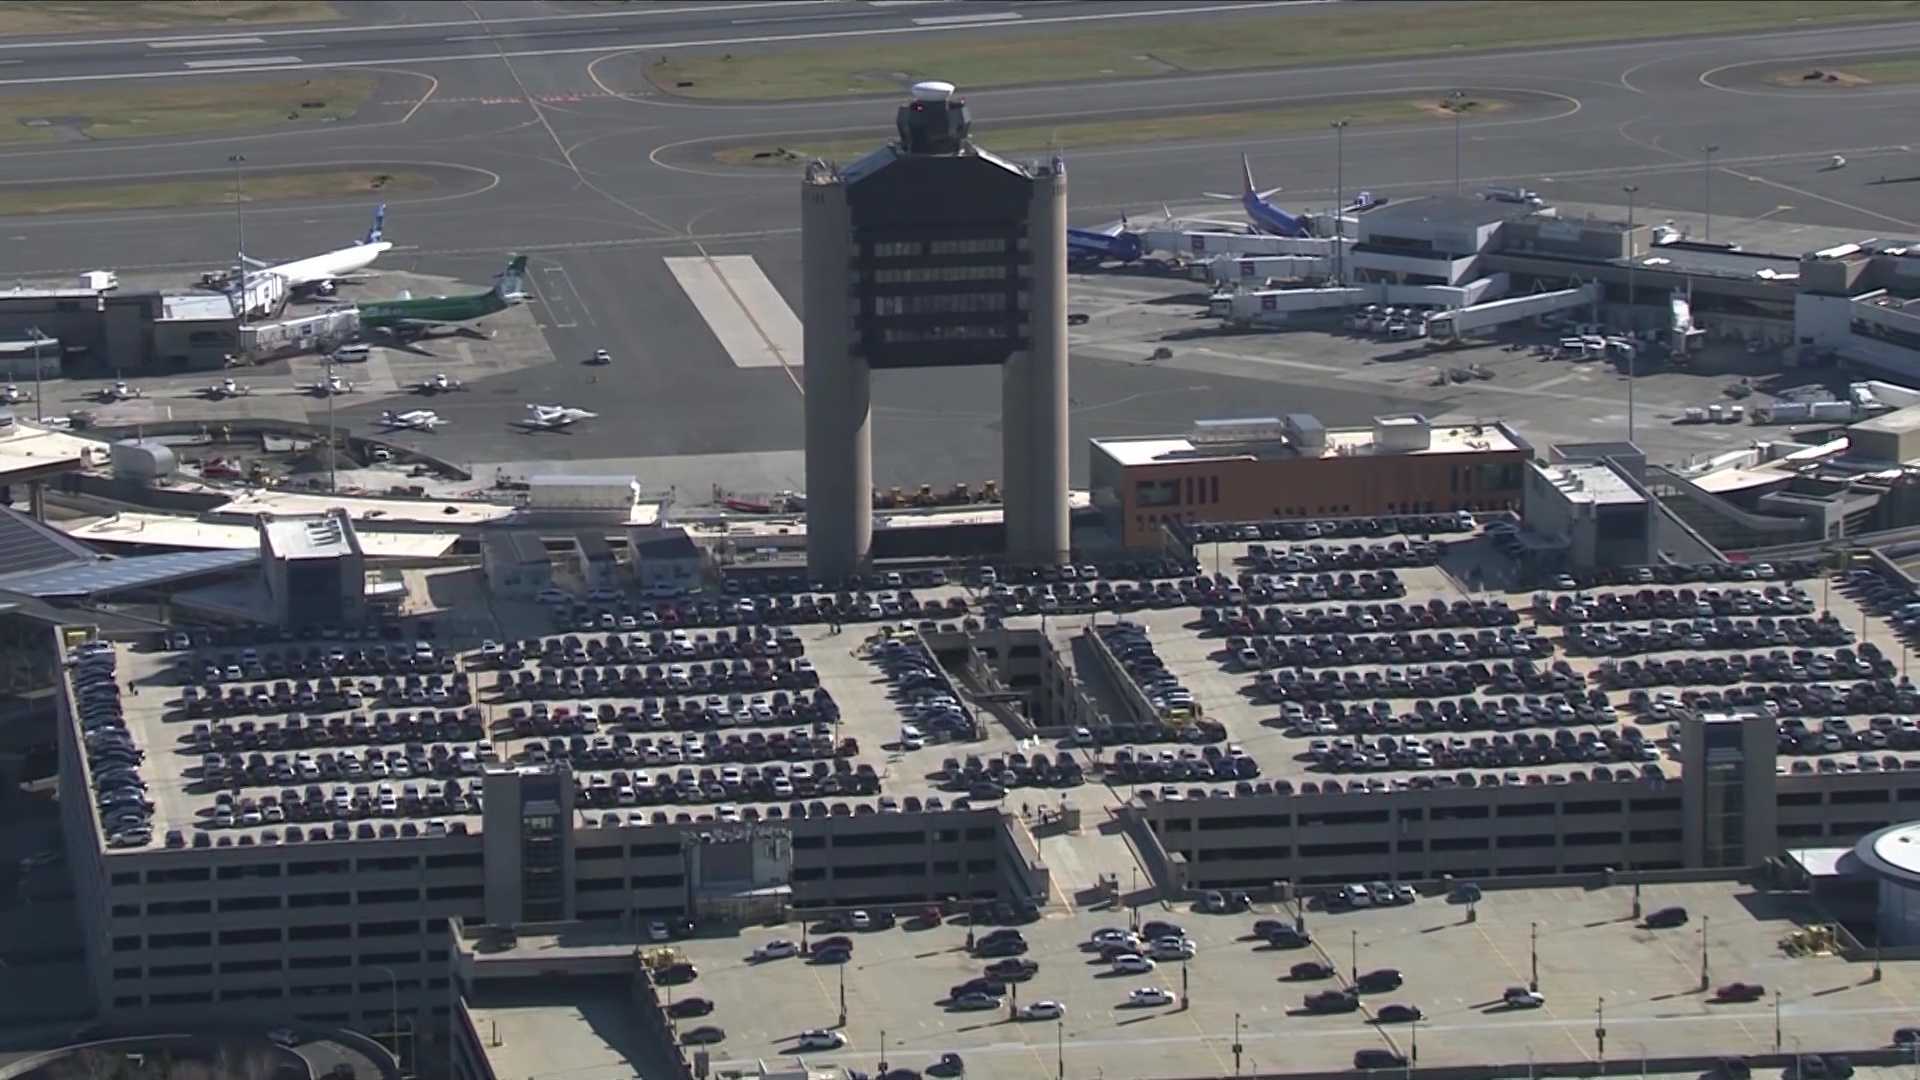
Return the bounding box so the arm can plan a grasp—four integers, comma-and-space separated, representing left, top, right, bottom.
802, 80, 1070, 578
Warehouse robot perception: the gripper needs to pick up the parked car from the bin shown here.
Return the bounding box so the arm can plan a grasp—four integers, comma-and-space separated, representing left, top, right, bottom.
1503, 987, 1546, 1009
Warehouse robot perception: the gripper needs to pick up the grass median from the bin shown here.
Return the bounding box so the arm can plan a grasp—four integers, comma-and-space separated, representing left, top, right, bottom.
0, 74, 375, 144
643, 0, 1919, 100
0, 168, 435, 217
0, 1, 338, 35
1771, 54, 1920, 87
714, 96, 1508, 166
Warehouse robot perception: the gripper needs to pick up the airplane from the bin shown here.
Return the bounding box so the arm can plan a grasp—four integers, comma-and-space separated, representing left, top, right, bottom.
1203, 154, 1311, 238
242, 204, 391, 297
411, 372, 465, 394
378, 409, 445, 431
0, 383, 33, 405
298, 375, 355, 397
519, 403, 597, 430
95, 380, 143, 402
359, 255, 528, 341
1067, 215, 1145, 264
199, 377, 252, 400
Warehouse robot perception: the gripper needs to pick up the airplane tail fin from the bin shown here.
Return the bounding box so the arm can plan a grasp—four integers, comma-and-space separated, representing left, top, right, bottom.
494, 255, 529, 302
1242, 153, 1257, 196
365, 203, 387, 244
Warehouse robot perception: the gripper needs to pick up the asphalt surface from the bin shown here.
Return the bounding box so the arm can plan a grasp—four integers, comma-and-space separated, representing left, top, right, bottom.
6, 1, 1920, 489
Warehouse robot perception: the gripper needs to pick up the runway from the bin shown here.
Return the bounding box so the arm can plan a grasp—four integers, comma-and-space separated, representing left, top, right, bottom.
7, 1, 1920, 491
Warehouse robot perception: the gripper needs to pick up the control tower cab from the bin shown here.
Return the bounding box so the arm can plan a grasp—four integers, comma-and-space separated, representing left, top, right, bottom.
896, 80, 971, 154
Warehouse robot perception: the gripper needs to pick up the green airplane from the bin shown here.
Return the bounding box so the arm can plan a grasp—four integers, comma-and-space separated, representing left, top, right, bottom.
357, 255, 528, 339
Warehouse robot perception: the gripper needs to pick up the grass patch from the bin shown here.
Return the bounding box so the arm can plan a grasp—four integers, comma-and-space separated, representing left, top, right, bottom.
1771, 55, 1920, 86
714, 97, 1507, 166
0, 73, 375, 144
643, 0, 1920, 100
0, 1, 339, 35
0, 169, 435, 217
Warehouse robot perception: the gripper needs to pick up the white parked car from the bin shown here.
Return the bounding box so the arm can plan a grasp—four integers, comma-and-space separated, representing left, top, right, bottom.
1020, 1000, 1065, 1020
754, 939, 798, 960
1111, 954, 1156, 974
795, 1029, 846, 1050
1128, 987, 1176, 1007
1151, 938, 1196, 961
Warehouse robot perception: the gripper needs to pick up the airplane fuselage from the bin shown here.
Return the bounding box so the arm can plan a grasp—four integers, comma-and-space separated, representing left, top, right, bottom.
259, 241, 394, 289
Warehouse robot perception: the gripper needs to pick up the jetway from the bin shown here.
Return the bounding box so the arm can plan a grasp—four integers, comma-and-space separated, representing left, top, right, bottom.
1205, 254, 1333, 286
1425, 283, 1600, 343
240, 308, 360, 361
1213, 286, 1375, 326
1213, 277, 1513, 329
1141, 229, 1341, 260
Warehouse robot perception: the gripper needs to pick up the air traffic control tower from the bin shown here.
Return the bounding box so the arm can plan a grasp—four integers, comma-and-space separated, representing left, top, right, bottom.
801, 80, 1070, 579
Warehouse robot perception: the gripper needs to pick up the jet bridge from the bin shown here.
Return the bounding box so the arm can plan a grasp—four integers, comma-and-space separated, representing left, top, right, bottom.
1424, 283, 1600, 343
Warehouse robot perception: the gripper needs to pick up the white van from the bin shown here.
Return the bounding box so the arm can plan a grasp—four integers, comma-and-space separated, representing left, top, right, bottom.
332, 344, 371, 363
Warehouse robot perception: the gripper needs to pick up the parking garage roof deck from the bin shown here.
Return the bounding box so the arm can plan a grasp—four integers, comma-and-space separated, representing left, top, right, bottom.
659, 879, 1911, 1080
79, 543, 1920, 852
97, 615, 1037, 852
1093, 422, 1523, 468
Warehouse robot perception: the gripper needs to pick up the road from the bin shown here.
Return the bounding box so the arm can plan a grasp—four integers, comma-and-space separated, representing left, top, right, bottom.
2, 0, 1919, 489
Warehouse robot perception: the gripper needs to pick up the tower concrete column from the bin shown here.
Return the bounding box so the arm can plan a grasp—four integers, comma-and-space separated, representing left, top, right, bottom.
1002, 162, 1070, 564
802, 176, 872, 580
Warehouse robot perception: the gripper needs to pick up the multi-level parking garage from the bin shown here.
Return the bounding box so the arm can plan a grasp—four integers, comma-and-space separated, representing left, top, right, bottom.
54, 516, 1920, 1055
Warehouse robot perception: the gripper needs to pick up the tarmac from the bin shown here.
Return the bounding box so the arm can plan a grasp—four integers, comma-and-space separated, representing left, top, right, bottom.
3, 5, 1920, 503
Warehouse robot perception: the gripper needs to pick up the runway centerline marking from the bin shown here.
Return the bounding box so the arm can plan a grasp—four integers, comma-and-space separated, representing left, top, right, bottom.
912, 11, 1021, 25
148, 36, 265, 49
182, 55, 303, 69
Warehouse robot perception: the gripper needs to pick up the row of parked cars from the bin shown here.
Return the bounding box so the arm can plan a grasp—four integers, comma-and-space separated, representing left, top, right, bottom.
186, 707, 485, 755
571, 758, 879, 807
1543, 559, 1819, 589
1103, 744, 1258, 784
1594, 645, 1894, 689
75, 644, 153, 849
1204, 598, 1521, 637
1303, 726, 1659, 774
183, 641, 449, 686
1279, 690, 1622, 737
1845, 567, 1920, 642
1099, 622, 1196, 719
197, 740, 490, 791
1563, 615, 1851, 657
1226, 628, 1554, 672
1257, 658, 1587, 704
490, 657, 820, 702
179, 672, 468, 719
499, 691, 840, 736
1183, 511, 1479, 544
1241, 539, 1446, 573
1533, 585, 1816, 624
1629, 679, 1920, 721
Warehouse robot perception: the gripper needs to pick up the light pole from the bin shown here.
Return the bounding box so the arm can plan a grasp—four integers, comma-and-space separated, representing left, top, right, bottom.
228, 154, 247, 326
1448, 90, 1467, 195
1774, 990, 1783, 1051
1595, 995, 1606, 1064
1529, 921, 1539, 992
25, 325, 43, 422
1233, 1011, 1244, 1076
1056, 1019, 1065, 1080
1623, 183, 1640, 443
880, 1027, 888, 1074
1700, 913, 1711, 990
838, 961, 848, 1028
1701, 144, 1721, 242
371, 964, 400, 1071
1633, 1041, 1648, 1080
1331, 118, 1350, 285
1350, 928, 1359, 983
326, 359, 338, 494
